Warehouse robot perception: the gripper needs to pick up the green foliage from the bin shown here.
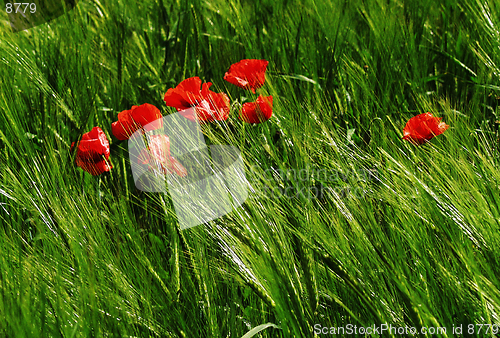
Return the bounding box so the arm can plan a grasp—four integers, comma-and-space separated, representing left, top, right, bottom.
1, 0, 500, 336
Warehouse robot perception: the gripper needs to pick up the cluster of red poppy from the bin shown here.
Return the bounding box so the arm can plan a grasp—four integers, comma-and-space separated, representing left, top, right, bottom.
72, 59, 273, 176
71, 57, 450, 176
162, 59, 272, 123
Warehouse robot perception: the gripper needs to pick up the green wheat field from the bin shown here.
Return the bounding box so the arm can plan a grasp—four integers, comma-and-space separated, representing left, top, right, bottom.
2, 0, 500, 337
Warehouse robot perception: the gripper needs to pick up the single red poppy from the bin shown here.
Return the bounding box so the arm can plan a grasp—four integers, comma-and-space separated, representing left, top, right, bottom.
224, 59, 269, 93
138, 135, 187, 177
164, 77, 230, 122
71, 126, 112, 176
240, 95, 273, 124
402, 112, 449, 145
111, 103, 163, 140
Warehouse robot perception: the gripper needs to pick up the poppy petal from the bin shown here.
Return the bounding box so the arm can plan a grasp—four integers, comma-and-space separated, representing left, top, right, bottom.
131, 103, 163, 131
192, 92, 230, 122
169, 156, 188, 177
76, 126, 110, 160
111, 120, 131, 141
224, 59, 269, 93
164, 77, 204, 110
137, 135, 187, 177
112, 104, 163, 140
76, 158, 112, 176
240, 95, 273, 123
112, 107, 137, 140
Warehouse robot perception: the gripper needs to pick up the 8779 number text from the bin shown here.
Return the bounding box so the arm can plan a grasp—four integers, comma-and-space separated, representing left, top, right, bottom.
6, 3, 37, 14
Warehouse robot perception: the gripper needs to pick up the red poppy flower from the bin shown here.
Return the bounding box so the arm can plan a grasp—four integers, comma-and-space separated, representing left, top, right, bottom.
138, 135, 187, 177
224, 59, 269, 93
164, 77, 230, 122
240, 95, 273, 123
402, 112, 449, 145
71, 126, 112, 176
111, 103, 163, 140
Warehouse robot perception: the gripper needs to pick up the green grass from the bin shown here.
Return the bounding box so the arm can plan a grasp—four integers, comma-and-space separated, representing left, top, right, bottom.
2, 0, 500, 336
